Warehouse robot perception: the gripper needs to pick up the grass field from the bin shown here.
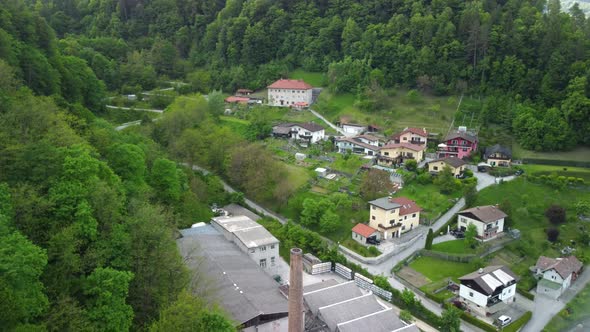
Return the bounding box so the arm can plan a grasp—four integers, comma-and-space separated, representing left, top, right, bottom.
330, 154, 367, 175
395, 183, 462, 221
513, 143, 590, 162
431, 239, 476, 254
290, 69, 327, 87
314, 89, 470, 136
283, 164, 313, 189
520, 164, 590, 182
219, 115, 250, 138
409, 256, 475, 282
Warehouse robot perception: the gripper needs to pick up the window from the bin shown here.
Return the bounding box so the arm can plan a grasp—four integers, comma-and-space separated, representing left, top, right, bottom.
469, 292, 474, 297
403, 137, 407, 140
372, 216, 376, 220
452, 140, 458, 145
271, 244, 275, 249
402, 225, 406, 230
412, 213, 416, 218
271, 257, 276, 266
261, 246, 266, 251
250, 249, 255, 253
384, 152, 389, 156
390, 220, 395, 225
260, 259, 267, 268
404, 216, 407, 220
463, 148, 468, 152
399, 219, 403, 222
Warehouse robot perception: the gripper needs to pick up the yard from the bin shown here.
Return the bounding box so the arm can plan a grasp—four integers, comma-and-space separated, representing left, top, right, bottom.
519, 164, 590, 182
395, 183, 463, 222
409, 256, 476, 283
431, 239, 477, 255
341, 238, 381, 257
513, 143, 590, 163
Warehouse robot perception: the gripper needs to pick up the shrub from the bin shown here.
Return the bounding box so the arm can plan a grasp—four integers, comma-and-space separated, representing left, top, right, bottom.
417, 173, 432, 185
547, 228, 560, 242
503, 311, 532, 332
545, 205, 566, 225
399, 310, 414, 323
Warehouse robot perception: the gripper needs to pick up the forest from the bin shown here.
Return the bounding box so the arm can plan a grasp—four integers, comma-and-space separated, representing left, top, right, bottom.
0, 0, 589, 330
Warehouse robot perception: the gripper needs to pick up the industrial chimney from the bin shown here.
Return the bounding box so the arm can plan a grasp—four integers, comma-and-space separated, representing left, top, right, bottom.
288, 248, 304, 332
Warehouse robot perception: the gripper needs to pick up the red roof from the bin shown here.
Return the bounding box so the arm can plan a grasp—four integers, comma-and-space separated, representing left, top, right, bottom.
268, 79, 313, 90
294, 101, 309, 106
380, 143, 426, 152
392, 127, 427, 139
390, 197, 422, 216
352, 223, 378, 238
225, 96, 250, 103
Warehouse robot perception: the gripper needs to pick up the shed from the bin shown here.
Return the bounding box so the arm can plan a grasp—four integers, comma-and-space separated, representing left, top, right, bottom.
315, 167, 328, 177
351, 223, 380, 245
295, 152, 306, 161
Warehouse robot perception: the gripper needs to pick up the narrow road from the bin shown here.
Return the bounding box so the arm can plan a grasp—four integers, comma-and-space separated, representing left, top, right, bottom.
115, 120, 142, 131
309, 109, 350, 136
106, 105, 164, 113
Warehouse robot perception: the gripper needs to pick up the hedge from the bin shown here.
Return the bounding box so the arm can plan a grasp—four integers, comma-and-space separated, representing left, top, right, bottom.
424, 290, 445, 304
502, 311, 532, 332
523, 158, 590, 168
443, 303, 497, 332
516, 286, 535, 300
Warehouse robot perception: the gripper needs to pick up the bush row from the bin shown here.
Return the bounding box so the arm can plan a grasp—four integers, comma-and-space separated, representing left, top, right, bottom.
516, 285, 535, 300
443, 303, 497, 332
502, 311, 533, 332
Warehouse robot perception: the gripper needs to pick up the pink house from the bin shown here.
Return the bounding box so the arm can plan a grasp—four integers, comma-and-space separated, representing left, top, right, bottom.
437, 127, 478, 159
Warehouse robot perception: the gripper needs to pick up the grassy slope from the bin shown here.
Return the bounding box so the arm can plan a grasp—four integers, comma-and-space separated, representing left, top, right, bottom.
513, 143, 590, 162
395, 183, 462, 221
431, 239, 476, 254
290, 69, 327, 87
409, 256, 475, 282
520, 164, 590, 182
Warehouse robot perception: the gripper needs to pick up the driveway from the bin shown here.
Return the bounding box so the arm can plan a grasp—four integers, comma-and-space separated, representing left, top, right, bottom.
309, 109, 351, 136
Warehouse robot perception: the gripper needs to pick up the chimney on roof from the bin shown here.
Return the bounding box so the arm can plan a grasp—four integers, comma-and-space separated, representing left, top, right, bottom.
478, 268, 484, 274
288, 248, 304, 332
458, 126, 467, 133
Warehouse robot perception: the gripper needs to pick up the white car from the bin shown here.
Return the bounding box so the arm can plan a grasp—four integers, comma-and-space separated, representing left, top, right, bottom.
498, 315, 512, 326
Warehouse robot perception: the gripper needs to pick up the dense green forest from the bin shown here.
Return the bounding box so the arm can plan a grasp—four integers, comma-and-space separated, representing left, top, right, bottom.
0, 0, 589, 329
17, 0, 590, 150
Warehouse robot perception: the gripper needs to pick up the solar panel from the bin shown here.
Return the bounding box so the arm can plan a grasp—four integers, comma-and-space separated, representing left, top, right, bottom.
492, 269, 514, 285
481, 274, 502, 290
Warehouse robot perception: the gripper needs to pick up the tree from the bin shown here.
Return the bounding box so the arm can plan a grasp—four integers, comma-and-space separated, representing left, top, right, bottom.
499, 200, 513, 228
207, 90, 225, 119
401, 288, 417, 307
465, 223, 478, 248
405, 159, 418, 172
300, 198, 321, 227
425, 228, 434, 250
434, 166, 459, 194
440, 306, 461, 332
84, 267, 134, 332
149, 291, 235, 332
545, 205, 566, 225
319, 210, 339, 233
150, 158, 182, 204
463, 184, 477, 207
547, 228, 560, 242
360, 169, 392, 200
574, 200, 590, 216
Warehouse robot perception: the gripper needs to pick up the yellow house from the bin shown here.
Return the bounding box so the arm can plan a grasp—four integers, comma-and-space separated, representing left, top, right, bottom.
377, 143, 425, 167
428, 157, 467, 177
368, 197, 422, 240
484, 144, 512, 167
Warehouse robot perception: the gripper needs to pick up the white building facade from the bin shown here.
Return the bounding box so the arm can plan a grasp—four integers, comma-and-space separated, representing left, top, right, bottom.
290, 124, 325, 144
457, 205, 507, 241
459, 266, 518, 316
211, 215, 280, 275
267, 79, 313, 107
342, 123, 367, 136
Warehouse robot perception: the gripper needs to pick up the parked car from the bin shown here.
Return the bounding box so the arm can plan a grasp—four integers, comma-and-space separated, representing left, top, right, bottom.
515, 169, 524, 176
367, 237, 381, 245
497, 315, 512, 326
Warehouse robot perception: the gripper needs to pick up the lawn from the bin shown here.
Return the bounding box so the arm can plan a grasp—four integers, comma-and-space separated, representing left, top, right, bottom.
290, 69, 327, 87
395, 183, 462, 222
519, 164, 590, 182
330, 154, 367, 175
314, 89, 470, 136
219, 115, 250, 138
543, 283, 590, 332
283, 163, 312, 189
513, 143, 590, 163
431, 239, 476, 255
409, 256, 475, 283
341, 238, 381, 257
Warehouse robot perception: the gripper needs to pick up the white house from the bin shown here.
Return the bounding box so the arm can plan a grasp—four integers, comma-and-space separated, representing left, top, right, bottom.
267, 79, 313, 107
459, 266, 518, 316
457, 205, 507, 241
342, 123, 367, 136
534, 256, 583, 299
335, 134, 382, 156
211, 215, 280, 275
351, 223, 380, 245
272, 122, 325, 144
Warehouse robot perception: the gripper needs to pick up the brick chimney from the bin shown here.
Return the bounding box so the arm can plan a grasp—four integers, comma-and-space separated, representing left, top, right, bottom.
288, 248, 304, 332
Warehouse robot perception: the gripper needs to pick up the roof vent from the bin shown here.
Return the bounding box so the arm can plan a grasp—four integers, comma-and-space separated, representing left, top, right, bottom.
478, 268, 484, 274
458, 126, 467, 132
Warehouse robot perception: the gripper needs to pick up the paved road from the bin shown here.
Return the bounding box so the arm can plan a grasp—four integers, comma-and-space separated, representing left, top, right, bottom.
309, 109, 350, 136
522, 268, 590, 332
106, 105, 164, 113
115, 120, 142, 131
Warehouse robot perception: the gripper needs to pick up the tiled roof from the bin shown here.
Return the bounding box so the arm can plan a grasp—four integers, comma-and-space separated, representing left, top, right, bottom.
380, 143, 426, 152
459, 205, 507, 223
484, 144, 512, 159
431, 157, 467, 168
390, 197, 421, 216
460, 265, 518, 295
268, 79, 313, 90
445, 130, 477, 143
225, 96, 250, 103
336, 137, 380, 151
535, 256, 583, 279
352, 223, 378, 238
392, 127, 427, 139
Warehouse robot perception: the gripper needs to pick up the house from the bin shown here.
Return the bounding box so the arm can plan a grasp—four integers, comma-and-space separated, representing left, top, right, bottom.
437, 126, 478, 159
211, 215, 280, 274
351, 223, 380, 245
459, 265, 518, 316
303, 280, 419, 332
457, 205, 507, 241
428, 157, 468, 177
342, 123, 367, 136
390, 127, 428, 146
376, 143, 426, 167
484, 144, 512, 167
225, 95, 250, 104
178, 224, 288, 330
271, 122, 325, 144
534, 256, 583, 299
368, 197, 421, 240
335, 134, 382, 156
236, 88, 253, 96
267, 79, 313, 107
